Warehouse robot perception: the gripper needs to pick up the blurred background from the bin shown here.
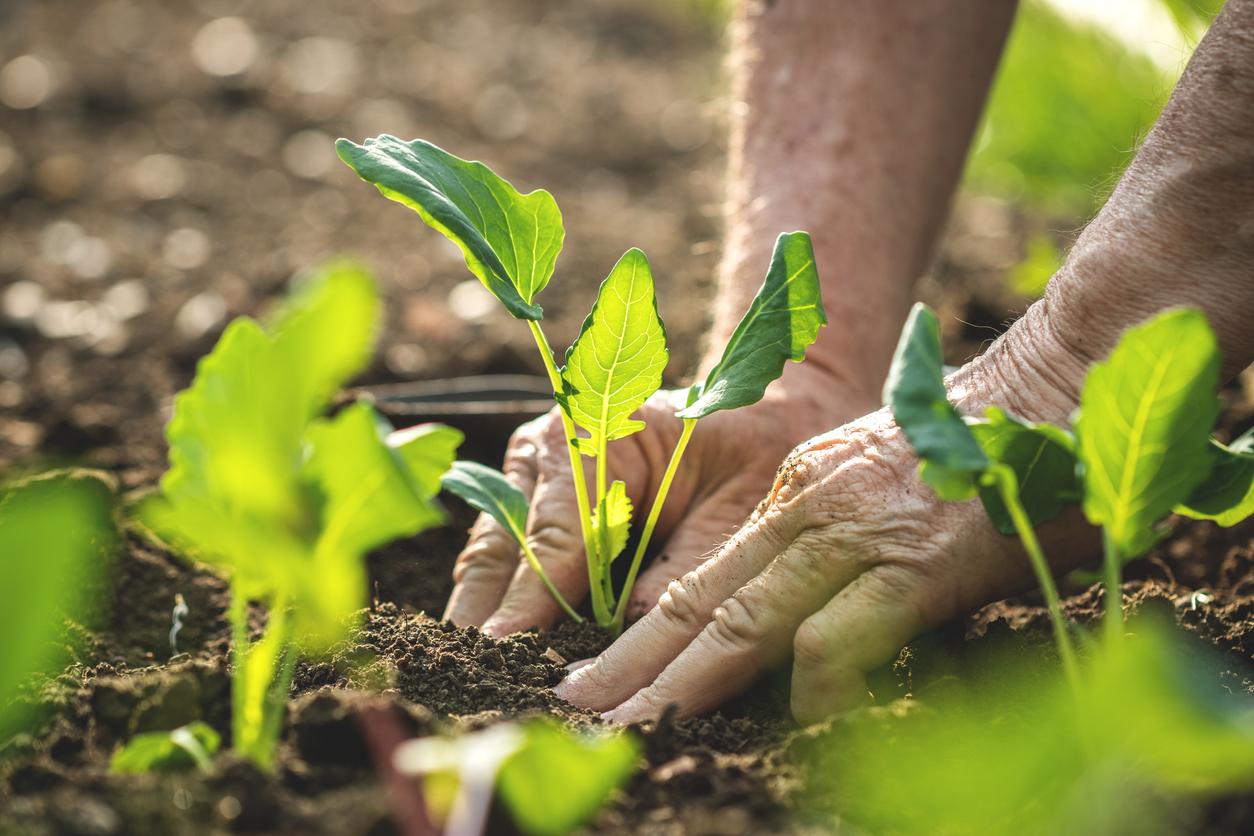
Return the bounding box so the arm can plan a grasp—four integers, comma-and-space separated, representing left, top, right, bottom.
0, 0, 1226, 480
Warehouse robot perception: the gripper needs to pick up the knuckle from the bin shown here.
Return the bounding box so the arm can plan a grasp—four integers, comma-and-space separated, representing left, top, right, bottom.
706, 593, 766, 652
656, 573, 710, 631
526, 518, 580, 558
792, 617, 830, 670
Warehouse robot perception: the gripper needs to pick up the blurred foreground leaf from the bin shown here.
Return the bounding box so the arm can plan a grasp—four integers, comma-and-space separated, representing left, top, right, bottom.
0, 470, 116, 742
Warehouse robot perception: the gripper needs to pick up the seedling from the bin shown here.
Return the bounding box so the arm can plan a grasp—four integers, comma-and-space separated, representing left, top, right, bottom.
393, 719, 638, 836
137, 263, 463, 769
111, 722, 220, 775
886, 304, 1083, 689
338, 136, 826, 633
888, 304, 1254, 680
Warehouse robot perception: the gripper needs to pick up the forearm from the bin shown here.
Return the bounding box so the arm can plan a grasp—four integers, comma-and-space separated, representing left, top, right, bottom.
709, 0, 1018, 406
964, 0, 1254, 419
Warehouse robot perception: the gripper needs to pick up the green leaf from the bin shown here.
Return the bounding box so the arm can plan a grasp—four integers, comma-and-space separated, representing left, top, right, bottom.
300, 404, 459, 647
110, 722, 221, 774
884, 303, 989, 500
441, 461, 530, 546
336, 135, 561, 320
153, 264, 381, 564
497, 721, 639, 836
0, 470, 116, 740
971, 407, 1081, 534
1076, 308, 1221, 558
388, 423, 466, 498
592, 480, 633, 565
1177, 429, 1254, 526
678, 232, 826, 419
558, 248, 668, 454
270, 260, 380, 422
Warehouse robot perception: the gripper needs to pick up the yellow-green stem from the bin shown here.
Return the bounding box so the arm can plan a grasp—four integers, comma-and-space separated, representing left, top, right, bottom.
520, 539, 584, 623
992, 467, 1081, 696
527, 320, 609, 624
1102, 527, 1123, 646
611, 418, 697, 633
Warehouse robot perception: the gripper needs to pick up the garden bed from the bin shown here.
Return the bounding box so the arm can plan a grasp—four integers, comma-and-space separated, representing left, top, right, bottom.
1, 477, 1251, 834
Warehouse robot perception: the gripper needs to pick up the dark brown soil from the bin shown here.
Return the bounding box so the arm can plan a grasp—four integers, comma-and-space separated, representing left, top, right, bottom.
2, 0, 1253, 834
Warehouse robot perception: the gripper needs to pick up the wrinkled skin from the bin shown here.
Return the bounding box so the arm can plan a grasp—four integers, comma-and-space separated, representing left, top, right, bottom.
443, 363, 872, 636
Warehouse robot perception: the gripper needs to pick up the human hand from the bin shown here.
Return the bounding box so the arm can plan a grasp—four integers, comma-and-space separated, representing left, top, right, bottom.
442, 364, 871, 636
554, 309, 1099, 723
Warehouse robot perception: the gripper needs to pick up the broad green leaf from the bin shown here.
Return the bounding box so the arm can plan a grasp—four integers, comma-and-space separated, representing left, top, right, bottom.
558, 248, 667, 454
1177, 429, 1254, 526
441, 461, 530, 546
156, 264, 380, 562
110, 722, 221, 775
497, 721, 639, 836
336, 135, 560, 320
592, 480, 633, 565
1076, 308, 1220, 558
270, 260, 379, 422
301, 404, 459, 646
1, 470, 115, 741
971, 407, 1081, 534
678, 232, 826, 419
305, 404, 454, 556
884, 303, 988, 500
388, 423, 466, 497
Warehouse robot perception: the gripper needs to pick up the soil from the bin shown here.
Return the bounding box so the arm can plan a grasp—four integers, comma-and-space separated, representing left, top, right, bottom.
2, 0, 1253, 835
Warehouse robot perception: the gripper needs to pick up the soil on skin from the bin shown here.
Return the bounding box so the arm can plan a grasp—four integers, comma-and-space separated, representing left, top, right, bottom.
2, 0, 1254, 834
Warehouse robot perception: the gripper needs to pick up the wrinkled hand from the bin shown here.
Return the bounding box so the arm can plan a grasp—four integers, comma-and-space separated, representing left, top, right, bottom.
443, 366, 866, 636
555, 334, 1098, 724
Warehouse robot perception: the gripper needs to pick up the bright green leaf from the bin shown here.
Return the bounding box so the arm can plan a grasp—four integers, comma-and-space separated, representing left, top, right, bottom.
270, 260, 380, 422
884, 303, 989, 500
1177, 429, 1254, 527
440, 461, 530, 546
110, 722, 221, 775
972, 407, 1081, 534
497, 721, 639, 836
1076, 308, 1221, 558
592, 480, 633, 565
678, 232, 825, 419
558, 248, 667, 454
0, 470, 116, 741
388, 423, 466, 498
336, 135, 561, 320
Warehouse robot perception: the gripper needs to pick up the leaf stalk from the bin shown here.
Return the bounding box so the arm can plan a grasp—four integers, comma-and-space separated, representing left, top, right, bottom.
989, 465, 1081, 695
611, 417, 697, 634
527, 320, 610, 624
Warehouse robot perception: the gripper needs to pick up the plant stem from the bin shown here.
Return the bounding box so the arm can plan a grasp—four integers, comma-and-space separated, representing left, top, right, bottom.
520, 539, 584, 623
611, 417, 697, 634
228, 587, 248, 759
991, 466, 1081, 695
527, 320, 610, 624
1102, 527, 1123, 646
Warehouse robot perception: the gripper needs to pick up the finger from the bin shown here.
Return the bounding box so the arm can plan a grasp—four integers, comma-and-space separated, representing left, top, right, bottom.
602, 529, 865, 723
442, 428, 541, 628
789, 566, 932, 724
553, 507, 802, 712
624, 482, 765, 618
479, 413, 605, 635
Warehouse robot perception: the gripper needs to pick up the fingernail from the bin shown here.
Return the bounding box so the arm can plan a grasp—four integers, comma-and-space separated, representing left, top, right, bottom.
566, 658, 595, 673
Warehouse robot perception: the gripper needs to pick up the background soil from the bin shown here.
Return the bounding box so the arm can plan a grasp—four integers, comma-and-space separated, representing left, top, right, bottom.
1, 1, 1252, 835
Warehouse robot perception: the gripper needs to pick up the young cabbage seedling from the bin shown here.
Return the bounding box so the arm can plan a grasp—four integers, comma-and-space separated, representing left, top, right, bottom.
338, 136, 826, 633
1073, 308, 1222, 643
890, 304, 1254, 669
392, 719, 638, 836
137, 263, 463, 769
886, 303, 1082, 690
